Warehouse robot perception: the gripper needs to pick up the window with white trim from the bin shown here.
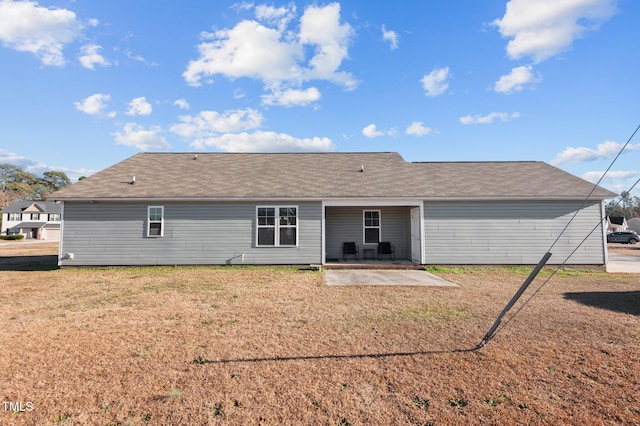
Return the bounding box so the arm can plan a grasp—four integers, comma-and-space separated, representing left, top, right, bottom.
49, 213, 61, 222
30, 213, 40, 220
8, 213, 21, 221
147, 206, 164, 237
363, 210, 381, 244
257, 206, 297, 246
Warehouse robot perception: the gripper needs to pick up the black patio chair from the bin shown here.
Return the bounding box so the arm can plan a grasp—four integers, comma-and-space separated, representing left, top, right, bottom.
343, 242, 359, 261
378, 242, 395, 260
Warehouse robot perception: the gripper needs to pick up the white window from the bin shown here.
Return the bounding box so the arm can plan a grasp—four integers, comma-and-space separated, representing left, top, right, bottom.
49, 213, 61, 222
31, 213, 40, 220
363, 210, 381, 244
147, 206, 164, 237
8, 213, 21, 221
257, 206, 297, 247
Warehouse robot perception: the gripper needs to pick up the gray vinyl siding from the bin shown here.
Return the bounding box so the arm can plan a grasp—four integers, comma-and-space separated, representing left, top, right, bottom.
424, 201, 606, 265
325, 206, 410, 260
60, 201, 322, 266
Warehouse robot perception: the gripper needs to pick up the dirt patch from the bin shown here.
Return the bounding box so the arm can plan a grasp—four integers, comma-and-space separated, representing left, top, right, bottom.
0, 244, 638, 425
608, 243, 640, 257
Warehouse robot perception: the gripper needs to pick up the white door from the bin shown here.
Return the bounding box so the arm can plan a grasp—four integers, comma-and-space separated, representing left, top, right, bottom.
410, 208, 421, 263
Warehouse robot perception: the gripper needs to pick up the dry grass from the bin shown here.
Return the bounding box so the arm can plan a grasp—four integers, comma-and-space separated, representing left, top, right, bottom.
0, 243, 639, 425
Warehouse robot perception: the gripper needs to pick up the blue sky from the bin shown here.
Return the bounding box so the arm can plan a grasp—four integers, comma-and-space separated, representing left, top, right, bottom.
0, 0, 638, 195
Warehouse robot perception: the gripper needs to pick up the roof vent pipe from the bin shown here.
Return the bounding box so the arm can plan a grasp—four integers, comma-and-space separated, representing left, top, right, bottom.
131, 176, 136, 185
360, 165, 365, 173
194, 154, 198, 160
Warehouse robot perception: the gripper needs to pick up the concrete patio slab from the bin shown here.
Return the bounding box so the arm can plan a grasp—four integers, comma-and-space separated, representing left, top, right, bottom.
607, 252, 640, 273
324, 269, 458, 287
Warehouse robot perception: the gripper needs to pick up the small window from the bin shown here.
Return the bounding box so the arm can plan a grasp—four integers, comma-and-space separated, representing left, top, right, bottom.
31, 213, 40, 220
8, 213, 21, 221
363, 210, 380, 244
49, 213, 61, 222
147, 206, 164, 237
257, 206, 297, 246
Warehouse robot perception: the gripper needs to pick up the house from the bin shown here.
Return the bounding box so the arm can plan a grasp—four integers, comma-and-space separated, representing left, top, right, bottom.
606, 216, 628, 233
1, 200, 62, 241
628, 217, 640, 233
49, 152, 616, 267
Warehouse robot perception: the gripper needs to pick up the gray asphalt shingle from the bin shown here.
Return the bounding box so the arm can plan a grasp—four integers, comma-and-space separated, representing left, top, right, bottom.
49, 152, 616, 200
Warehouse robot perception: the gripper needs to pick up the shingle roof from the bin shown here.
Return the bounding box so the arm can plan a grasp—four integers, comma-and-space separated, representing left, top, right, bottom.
48, 152, 617, 201
1, 200, 61, 213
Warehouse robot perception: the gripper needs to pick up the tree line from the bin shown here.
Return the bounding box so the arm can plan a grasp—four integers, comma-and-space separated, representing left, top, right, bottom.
1, 163, 74, 208
605, 191, 640, 219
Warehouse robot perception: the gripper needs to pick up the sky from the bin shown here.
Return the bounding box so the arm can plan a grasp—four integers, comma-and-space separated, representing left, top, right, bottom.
0, 0, 638, 196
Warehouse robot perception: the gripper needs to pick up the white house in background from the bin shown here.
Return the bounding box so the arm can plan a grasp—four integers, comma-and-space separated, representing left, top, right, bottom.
49, 152, 617, 267
1, 200, 62, 241
606, 216, 628, 233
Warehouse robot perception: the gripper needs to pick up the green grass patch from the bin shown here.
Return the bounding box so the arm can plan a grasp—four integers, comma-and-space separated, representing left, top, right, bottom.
425, 266, 474, 274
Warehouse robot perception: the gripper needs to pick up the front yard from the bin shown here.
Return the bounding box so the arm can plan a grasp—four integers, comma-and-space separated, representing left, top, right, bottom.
0, 243, 638, 425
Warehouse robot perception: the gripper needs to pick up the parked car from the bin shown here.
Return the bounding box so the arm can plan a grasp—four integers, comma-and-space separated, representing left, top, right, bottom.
607, 230, 640, 244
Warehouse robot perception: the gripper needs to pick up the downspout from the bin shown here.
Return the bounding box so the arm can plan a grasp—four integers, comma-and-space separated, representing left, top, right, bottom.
419, 201, 425, 265
321, 201, 326, 265
57, 201, 64, 267
601, 200, 609, 265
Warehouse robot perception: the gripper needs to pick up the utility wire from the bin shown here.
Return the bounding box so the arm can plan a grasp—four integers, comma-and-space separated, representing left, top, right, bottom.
548, 124, 640, 252
480, 124, 640, 346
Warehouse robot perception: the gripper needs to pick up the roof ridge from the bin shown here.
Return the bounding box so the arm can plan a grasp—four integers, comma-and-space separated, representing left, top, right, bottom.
138, 151, 399, 155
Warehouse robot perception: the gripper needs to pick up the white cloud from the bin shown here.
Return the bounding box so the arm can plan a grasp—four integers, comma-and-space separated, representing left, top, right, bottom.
0, 149, 95, 179
74, 93, 112, 115
123, 48, 145, 63
261, 87, 321, 107
299, 3, 355, 87
173, 99, 190, 110
183, 3, 356, 99
405, 121, 433, 136
114, 123, 170, 151
170, 108, 264, 139
583, 170, 639, 183
184, 20, 301, 86
362, 123, 395, 138
492, 0, 616, 62
362, 124, 383, 138
233, 89, 246, 99
494, 65, 540, 94
382, 24, 398, 49
190, 130, 335, 152
421, 67, 450, 97
459, 112, 520, 125
551, 141, 640, 165
0, 148, 34, 169
126, 97, 152, 116
78, 43, 110, 70
255, 3, 296, 30
0, 0, 85, 66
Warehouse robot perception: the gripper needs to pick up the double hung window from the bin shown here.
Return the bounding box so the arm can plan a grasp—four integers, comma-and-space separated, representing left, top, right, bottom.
147, 206, 164, 237
363, 210, 381, 244
257, 206, 297, 246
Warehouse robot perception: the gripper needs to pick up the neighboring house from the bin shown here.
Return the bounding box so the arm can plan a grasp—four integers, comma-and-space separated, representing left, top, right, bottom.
628, 217, 640, 233
606, 216, 628, 233
49, 152, 616, 267
1, 200, 62, 241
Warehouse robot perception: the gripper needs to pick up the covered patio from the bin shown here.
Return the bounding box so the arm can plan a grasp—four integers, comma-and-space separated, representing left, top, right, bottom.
322, 201, 424, 266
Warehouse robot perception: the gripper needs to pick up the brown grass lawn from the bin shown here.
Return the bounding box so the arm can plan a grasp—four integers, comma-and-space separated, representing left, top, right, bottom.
0, 243, 639, 425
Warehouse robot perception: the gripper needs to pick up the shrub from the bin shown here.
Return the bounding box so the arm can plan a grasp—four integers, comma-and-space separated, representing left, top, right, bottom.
1, 234, 24, 240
